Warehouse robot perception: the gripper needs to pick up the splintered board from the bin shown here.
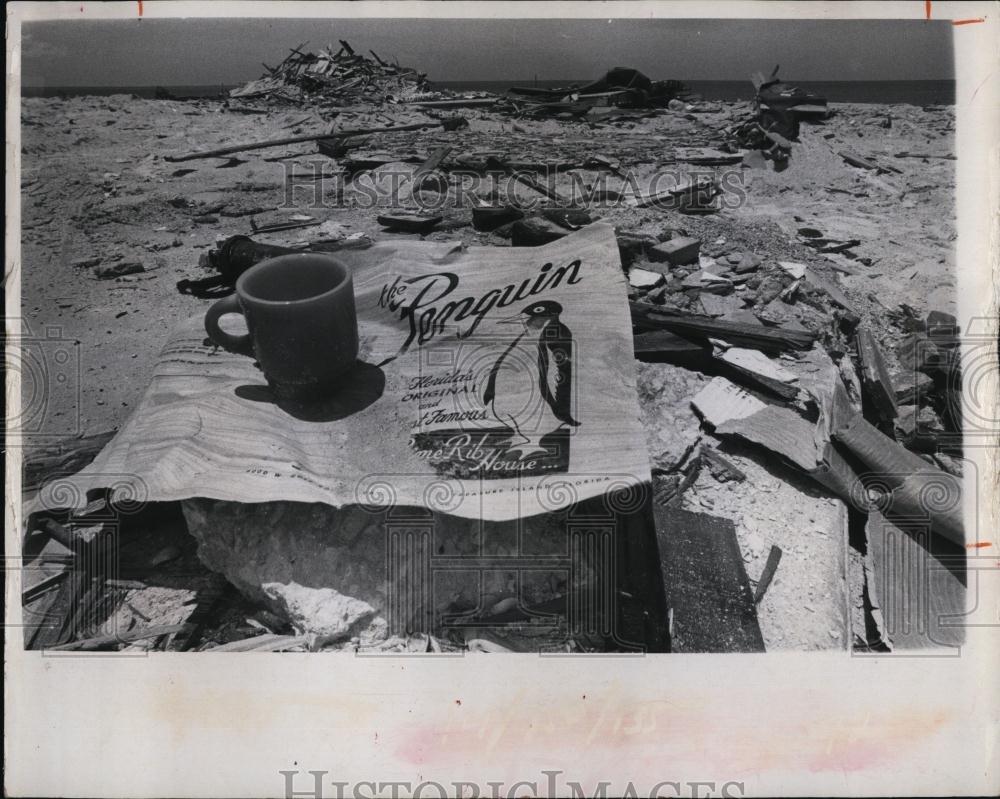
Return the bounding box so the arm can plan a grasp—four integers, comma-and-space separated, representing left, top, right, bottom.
653, 506, 765, 653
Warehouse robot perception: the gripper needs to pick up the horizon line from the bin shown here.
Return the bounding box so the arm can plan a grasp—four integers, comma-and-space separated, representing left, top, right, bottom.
21, 77, 958, 88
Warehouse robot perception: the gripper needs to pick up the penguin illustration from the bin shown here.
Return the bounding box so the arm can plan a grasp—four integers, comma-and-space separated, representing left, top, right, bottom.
483, 300, 580, 457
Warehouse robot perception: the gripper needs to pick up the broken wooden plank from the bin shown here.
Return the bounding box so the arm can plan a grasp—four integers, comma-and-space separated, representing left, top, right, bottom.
409, 98, 499, 109
165, 121, 454, 162
716, 347, 800, 401
472, 206, 524, 232
705, 367, 859, 503
893, 151, 956, 160
632, 329, 709, 359
47, 623, 193, 651
205, 634, 310, 652
654, 506, 765, 653
632, 176, 718, 210
805, 364, 867, 501
21, 570, 68, 605
690, 377, 767, 427
865, 510, 965, 650
803, 268, 860, 325
631, 302, 817, 352
856, 327, 899, 422
699, 445, 747, 482
411, 145, 452, 186
250, 218, 321, 234
376, 214, 443, 234
513, 172, 573, 205
839, 149, 879, 170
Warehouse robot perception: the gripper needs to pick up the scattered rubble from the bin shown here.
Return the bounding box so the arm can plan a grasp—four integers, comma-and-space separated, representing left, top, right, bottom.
19, 41, 964, 655
228, 40, 431, 108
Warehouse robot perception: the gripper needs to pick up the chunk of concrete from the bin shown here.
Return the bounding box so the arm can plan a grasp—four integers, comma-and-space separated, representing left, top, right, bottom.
182, 497, 602, 642
649, 237, 701, 266
628, 266, 665, 289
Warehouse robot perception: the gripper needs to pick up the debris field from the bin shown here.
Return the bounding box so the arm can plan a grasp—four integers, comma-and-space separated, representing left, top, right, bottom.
20, 44, 964, 653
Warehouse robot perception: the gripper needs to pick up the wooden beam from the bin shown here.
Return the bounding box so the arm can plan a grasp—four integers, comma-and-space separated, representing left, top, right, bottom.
630, 302, 816, 352
411, 145, 452, 185
856, 327, 899, 423
165, 121, 449, 162
47, 623, 194, 651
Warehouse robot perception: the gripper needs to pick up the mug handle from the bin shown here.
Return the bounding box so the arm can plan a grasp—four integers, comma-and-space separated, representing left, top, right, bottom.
204, 295, 252, 354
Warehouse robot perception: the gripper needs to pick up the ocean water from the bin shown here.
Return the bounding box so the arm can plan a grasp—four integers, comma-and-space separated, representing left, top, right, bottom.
435, 79, 956, 105
21, 79, 955, 105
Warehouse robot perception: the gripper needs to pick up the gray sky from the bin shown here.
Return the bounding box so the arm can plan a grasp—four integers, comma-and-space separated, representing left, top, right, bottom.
20, 18, 955, 86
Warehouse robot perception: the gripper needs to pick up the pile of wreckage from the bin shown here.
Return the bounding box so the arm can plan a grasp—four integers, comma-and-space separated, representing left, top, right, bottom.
227, 40, 432, 107
506, 67, 698, 119
723, 67, 829, 166
619, 229, 963, 652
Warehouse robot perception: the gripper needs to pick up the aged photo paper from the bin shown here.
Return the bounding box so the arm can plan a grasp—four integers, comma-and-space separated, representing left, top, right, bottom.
5, 2, 998, 796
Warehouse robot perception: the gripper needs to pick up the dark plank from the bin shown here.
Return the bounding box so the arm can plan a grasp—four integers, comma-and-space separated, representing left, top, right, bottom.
630, 301, 816, 352
653, 506, 765, 652
632, 329, 708, 357
857, 327, 899, 422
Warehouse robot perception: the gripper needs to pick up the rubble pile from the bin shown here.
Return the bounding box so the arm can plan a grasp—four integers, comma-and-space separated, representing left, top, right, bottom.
228, 39, 432, 107
507, 68, 697, 118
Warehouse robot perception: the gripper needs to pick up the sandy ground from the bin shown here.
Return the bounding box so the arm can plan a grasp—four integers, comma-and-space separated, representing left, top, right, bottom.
18, 95, 955, 440
18, 94, 956, 650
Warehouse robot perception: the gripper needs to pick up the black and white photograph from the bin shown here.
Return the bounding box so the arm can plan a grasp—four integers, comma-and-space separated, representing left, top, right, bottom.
6, 2, 998, 797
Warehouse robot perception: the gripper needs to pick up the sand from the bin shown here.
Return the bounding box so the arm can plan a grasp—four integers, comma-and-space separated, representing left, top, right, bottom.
18, 95, 955, 443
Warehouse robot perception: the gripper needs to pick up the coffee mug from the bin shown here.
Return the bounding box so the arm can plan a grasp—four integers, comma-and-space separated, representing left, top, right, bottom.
205, 254, 359, 399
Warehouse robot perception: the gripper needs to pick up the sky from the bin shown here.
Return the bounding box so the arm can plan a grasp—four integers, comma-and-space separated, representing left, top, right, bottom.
19, 17, 955, 87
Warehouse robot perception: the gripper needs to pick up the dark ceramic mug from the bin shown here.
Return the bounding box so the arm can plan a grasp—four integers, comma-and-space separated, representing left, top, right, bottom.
205, 254, 359, 399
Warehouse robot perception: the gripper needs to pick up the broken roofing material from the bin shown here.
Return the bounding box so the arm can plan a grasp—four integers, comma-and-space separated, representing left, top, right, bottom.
229, 39, 430, 106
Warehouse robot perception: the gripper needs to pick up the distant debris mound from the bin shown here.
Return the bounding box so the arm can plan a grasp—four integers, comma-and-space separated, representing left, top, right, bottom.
508, 67, 697, 112
228, 40, 431, 106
